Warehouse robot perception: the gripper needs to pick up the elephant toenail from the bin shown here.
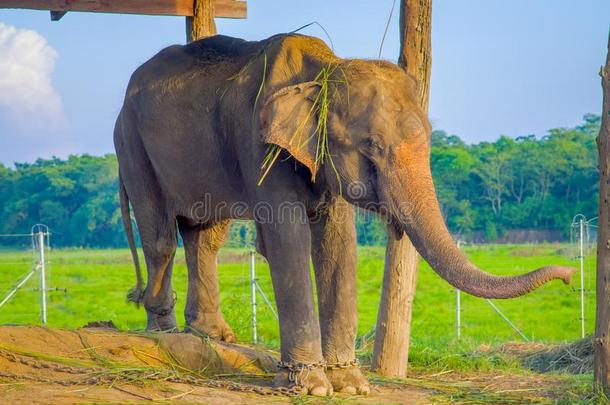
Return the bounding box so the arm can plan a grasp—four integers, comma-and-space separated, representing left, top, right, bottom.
310, 386, 328, 396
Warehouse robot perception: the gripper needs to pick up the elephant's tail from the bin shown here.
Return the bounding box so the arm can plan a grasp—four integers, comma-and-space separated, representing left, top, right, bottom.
119, 174, 144, 306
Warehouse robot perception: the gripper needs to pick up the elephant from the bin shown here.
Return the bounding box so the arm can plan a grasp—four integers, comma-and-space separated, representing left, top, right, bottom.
114, 33, 575, 396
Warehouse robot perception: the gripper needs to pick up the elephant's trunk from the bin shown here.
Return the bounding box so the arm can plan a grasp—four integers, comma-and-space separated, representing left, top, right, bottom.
380, 145, 575, 299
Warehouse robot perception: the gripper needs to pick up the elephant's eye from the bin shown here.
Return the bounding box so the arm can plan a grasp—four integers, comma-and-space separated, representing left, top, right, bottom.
365, 139, 384, 154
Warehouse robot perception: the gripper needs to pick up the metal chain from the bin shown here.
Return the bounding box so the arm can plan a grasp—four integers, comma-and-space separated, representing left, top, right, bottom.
0, 349, 305, 397
276, 360, 326, 393
0, 349, 96, 375
325, 358, 359, 370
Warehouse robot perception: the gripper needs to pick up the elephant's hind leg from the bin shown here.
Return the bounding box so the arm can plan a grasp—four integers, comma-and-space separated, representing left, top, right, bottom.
138, 215, 179, 332
116, 106, 178, 332
310, 199, 370, 395
178, 219, 236, 342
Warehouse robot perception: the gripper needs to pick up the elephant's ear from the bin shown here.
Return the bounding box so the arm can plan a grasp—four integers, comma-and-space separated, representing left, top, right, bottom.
259, 81, 320, 180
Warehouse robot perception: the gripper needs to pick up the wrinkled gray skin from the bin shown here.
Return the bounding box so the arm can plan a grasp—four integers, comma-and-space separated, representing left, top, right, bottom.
114, 34, 575, 396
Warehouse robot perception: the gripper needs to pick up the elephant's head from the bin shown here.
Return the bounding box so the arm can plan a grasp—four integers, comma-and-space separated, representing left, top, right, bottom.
259, 57, 575, 299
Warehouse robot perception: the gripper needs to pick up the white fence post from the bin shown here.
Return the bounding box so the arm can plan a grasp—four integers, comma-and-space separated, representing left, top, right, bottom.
456, 289, 461, 339
249, 250, 257, 344
0, 225, 50, 325
572, 214, 589, 339
38, 230, 47, 325
579, 218, 585, 338
456, 239, 462, 339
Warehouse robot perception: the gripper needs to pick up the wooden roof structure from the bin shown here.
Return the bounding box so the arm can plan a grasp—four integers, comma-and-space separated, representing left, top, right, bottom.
0, 0, 246, 21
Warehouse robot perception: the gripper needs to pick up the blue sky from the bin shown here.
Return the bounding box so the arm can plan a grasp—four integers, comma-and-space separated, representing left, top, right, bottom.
0, 0, 608, 164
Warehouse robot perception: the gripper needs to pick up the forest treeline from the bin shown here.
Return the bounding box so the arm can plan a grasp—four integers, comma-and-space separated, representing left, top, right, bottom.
0, 115, 600, 247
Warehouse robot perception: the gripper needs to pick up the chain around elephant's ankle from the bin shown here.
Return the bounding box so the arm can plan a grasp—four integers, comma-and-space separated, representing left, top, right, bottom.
277, 360, 326, 386
325, 358, 359, 370
145, 291, 177, 317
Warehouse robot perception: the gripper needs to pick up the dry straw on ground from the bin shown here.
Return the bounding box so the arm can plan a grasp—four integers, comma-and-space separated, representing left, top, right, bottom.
493, 338, 594, 374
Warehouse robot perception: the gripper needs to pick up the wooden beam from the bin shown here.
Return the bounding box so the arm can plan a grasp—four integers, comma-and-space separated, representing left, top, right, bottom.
50, 10, 67, 21
213, 0, 246, 19
594, 29, 610, 396
0, 0, 246, 19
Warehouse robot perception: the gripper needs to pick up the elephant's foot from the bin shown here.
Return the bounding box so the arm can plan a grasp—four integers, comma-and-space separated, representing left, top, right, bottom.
185, 312, 236, 343
146, 310, 178, 332
325, 365, 370, 395
273, 363, 333, 396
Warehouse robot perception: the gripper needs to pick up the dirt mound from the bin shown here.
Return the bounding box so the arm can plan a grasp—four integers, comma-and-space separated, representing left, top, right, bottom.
0, 326, 591, 403
0, 325, 283, 403
0, 325, 278, 374
0, 325, 432, 404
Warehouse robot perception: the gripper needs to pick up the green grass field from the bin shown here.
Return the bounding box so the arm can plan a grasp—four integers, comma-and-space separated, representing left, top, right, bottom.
0, 243, 594, 350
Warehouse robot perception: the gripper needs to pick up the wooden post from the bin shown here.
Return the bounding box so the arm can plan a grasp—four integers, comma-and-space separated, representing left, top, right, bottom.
594, 29, 610, 395
186, 0, 216, 42
397, 0, 432, 111
371, 0, 432, 378
371, 233, 419, 376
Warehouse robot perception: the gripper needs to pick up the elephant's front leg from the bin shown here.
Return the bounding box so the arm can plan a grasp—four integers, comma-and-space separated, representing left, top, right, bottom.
310, 199, 370, 395
258, 219, 332, 396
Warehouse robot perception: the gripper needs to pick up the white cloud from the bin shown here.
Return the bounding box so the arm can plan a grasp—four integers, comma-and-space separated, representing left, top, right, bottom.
0, 23, 64, 130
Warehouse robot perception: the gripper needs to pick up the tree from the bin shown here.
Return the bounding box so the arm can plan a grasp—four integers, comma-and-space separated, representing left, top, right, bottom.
0, 155, 125, 248
431, 139, 476, 234
0, 122, 600, 248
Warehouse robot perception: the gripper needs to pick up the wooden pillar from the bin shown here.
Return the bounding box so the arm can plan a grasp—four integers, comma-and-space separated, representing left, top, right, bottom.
371, 233, 419, 376
186, 0, 216, 43
371, 0, 432, 378
594, 29, 610, 395
397, 0, 432, 110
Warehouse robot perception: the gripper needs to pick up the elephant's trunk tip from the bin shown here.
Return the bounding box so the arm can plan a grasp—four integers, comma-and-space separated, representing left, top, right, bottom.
561, 266, 577, 285
542, 265, 577, 285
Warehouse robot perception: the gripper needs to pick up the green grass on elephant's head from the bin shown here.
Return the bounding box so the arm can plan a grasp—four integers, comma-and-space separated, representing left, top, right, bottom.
0, 243, 593, 354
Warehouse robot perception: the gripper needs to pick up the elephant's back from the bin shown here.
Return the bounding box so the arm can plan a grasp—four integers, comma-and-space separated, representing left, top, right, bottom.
183, 35, 260, 63
118, 37, 260, 214
125, 36, 258, 101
